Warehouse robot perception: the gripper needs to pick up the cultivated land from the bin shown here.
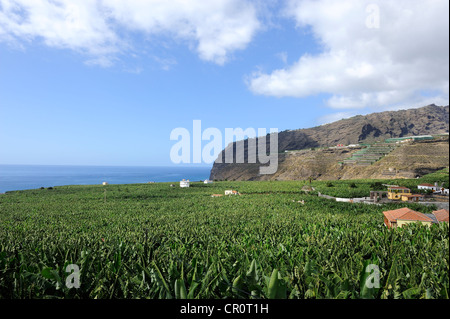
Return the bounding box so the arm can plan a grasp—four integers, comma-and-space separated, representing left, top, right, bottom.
210, 104, 449, 182
0, 170, 448, 299
210, 138, 449, 182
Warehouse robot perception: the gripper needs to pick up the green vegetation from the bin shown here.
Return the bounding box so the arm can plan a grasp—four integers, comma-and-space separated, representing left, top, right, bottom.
311, 168, 449, 198
342, 142, 398, 165
419, 167, 449, 189
0, 172, 448, 299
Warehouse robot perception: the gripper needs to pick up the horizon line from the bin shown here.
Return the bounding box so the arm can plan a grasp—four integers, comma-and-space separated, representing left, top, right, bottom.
0, 163, 213, 168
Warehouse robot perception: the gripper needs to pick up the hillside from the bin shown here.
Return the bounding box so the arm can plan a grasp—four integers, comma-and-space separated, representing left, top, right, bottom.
210, 104, 449, 181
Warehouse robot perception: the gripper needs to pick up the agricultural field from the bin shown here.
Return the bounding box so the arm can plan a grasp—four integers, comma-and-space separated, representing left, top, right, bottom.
0, 172, 448, 299
308, 167, 450, 198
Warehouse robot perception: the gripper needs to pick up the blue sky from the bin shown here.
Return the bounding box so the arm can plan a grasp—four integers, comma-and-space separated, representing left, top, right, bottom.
0, 0, 448, 167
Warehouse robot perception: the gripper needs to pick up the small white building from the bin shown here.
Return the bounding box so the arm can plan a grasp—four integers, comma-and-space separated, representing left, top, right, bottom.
204, 179, 213, 184
225, 190, 240, 195
102, 182, 109, 185
418, 183, 439, 192
180, 179, 190, 188
435, 188, 449, 195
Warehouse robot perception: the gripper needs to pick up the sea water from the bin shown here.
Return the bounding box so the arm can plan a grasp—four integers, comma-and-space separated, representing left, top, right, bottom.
0, 165, 212, 193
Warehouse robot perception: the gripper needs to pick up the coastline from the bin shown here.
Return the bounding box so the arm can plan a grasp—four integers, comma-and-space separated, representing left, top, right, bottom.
0, 165, 212, 194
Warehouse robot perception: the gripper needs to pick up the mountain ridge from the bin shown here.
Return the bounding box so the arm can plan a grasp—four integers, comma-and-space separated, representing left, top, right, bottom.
210, 104, 449, 181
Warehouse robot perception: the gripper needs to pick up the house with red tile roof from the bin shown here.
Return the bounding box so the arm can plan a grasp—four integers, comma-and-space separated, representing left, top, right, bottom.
383, 207, 434, 229
431, 209, 449, 223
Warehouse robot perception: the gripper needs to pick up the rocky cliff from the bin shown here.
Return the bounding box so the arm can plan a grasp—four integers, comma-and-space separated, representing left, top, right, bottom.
210, 104, 449, 181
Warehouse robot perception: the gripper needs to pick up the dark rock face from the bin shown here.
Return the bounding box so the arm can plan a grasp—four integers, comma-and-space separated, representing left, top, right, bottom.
210, 104, 449, 181
358, 124, 382, 140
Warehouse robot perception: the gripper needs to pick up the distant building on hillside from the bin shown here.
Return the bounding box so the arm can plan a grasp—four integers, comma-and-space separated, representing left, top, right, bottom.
418, 183, 439, 192
180, 179, 190, 188
418, 183, 448, 195
387, 186, 411, 200
385, 135, 434, 143
204, 179, 213, 184
102, 182, 109, 185
387, 186, 425, 202
401, 194, 425, 202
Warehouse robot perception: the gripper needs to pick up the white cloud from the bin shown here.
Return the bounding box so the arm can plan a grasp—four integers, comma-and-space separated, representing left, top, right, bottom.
248, 0, 450, 110
0, 0, 120, 57
0, 0, 260, 65
103, 0, 260, 65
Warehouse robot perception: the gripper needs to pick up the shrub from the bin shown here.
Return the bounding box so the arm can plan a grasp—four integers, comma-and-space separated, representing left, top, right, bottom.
370, 182, 383, 190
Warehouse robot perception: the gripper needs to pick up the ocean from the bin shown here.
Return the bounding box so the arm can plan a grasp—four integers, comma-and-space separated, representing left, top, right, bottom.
0, 165, 212, 193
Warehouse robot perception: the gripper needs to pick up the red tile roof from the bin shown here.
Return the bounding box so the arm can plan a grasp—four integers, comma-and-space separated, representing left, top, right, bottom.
383, 207, 433, 223
432, 209, 449, 222
419, 183, 435, 187
398, 211, 433, 222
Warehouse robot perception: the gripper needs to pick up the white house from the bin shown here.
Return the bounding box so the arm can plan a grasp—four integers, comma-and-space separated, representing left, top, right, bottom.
102, 182, 109, 185
204, 179, 213, 184
418, 183, 439, 192
180, 179, 190, 188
